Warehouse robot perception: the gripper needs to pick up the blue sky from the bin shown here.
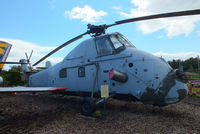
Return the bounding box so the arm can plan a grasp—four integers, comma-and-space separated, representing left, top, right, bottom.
0, 0, 200, 67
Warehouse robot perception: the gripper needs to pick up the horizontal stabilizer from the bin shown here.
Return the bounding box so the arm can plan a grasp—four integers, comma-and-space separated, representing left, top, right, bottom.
0, 87, 67, 92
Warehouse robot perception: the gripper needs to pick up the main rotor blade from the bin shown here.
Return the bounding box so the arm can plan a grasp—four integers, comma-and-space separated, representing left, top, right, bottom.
107, 9, 200, 27
33, 32, 88, 66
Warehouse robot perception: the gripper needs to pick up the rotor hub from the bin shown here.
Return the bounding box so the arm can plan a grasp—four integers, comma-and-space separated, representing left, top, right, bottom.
87, 24, 107, 37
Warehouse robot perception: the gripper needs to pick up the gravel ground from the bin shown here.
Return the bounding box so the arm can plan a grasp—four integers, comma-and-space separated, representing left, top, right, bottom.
0, 93, 200, 134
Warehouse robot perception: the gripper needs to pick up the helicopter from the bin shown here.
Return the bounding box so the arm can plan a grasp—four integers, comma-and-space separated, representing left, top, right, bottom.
0, 9, 200, 116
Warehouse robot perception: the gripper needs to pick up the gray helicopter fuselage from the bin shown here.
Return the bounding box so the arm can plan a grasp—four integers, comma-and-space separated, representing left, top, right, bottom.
29, 32, 188, 106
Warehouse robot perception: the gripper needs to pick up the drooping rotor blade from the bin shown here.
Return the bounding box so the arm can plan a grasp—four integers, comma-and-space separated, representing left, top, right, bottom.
33, 32, 88, 66
107, 9, 200, 28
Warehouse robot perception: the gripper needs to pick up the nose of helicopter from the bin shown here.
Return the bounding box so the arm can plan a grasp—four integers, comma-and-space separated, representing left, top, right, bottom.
164, 69, 188, 105
141, 69, 188, 106
158, 69, 188, 106
164, 79, 188, 105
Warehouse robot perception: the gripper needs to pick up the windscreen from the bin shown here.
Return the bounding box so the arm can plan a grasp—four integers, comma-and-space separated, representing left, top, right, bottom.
110, 33, 135, 53
96, 36, 113, 56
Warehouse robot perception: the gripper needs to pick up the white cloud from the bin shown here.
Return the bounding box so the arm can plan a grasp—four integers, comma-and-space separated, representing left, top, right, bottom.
64, 5, 107, 23
153, 51, 200, 61
119, 0, 200, 36
0, 38, 63, 69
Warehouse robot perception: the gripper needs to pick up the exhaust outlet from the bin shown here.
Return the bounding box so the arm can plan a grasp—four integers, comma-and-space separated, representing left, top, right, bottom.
109, 69, 128, 83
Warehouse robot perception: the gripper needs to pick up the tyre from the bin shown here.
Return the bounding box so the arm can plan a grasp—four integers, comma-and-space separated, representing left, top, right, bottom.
81, 97, 96, 116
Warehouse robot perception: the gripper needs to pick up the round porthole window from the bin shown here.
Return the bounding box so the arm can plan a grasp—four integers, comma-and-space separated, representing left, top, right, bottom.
128, 63, 133, 68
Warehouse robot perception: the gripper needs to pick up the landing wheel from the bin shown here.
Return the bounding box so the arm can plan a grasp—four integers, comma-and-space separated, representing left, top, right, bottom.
81, 97, 96, 116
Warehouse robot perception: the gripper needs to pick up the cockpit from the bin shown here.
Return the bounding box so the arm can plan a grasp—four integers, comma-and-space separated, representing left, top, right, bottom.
95, 32, 135, 56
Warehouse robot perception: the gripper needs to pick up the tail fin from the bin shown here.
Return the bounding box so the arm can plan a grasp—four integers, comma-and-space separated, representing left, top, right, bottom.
0, 41, 12, 72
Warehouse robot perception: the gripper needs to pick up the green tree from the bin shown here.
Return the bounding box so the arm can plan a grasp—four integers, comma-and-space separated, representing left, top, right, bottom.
182, 58, 198, 73
168, 59, 179, 69
168, 57, 199, 73
0, 66, 26, 86
9, 65, 22, 72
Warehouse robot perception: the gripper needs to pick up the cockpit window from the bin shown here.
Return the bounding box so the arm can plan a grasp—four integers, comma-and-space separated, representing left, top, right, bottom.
112, 34, 135, 48
110, 33, 135, 53
110, 34, 124, 50
110, 35, 123, 49
95, 33, 135, 57
119, 35, 132, 47
95, 36, 113, 56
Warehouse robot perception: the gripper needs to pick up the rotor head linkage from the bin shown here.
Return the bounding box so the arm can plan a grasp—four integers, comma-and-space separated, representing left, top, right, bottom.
87, 24, 107, 37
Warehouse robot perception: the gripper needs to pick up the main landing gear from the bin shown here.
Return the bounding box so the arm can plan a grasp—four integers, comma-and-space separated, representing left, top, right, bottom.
81, 94, 115, 118
81, 97, 96, 116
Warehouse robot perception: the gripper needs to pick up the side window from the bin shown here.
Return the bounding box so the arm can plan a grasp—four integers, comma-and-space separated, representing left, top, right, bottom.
78, 67, 85, 77
96, 36, 113, 56
59, 68, 67, 78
